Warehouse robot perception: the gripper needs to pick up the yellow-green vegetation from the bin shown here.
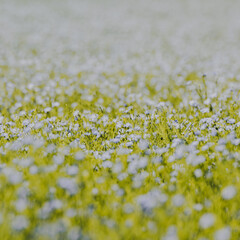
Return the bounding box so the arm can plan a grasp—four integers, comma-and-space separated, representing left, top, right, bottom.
1, 72, 240, 239
1, 0, 240, 239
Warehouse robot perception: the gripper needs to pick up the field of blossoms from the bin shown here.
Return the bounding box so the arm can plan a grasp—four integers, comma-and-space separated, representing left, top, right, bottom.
1, 0, 240, 239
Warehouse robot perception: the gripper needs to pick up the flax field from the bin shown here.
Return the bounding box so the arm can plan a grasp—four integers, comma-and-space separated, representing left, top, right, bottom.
1, 0, 240, 239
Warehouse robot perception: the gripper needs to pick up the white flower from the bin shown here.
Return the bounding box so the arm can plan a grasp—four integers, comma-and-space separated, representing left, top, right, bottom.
137, 189, 168, 211
53, 154, 64, 165
22, 119, 30, 126
221, 186, 236, 200
162, 226, 178, 240
138, 139, 149, 150
193, 203, 203, 211
171, 138, 184, 148
33, 138, 45, 149
66, 208, 77, 218
22, 135, 35, 145
46, 144, 56, 154
52, 102, 60, 107
124, 203, 134, 214
112, 162, 122, 173
100, 152, 111, 160
117, 147, 132, 155
138, 157, 148, 169
12, 216, 29, 231
15, 199, 28, 212
172, 194, 185, 207
186, 154, 205, 166
199, 213, 215, 229
175, 145, 185, 159
73, 110, 79, 117
152, 157, 162, 164
189, 100, 198, 107
118, 173, 128, 181
58, 178, 78, 194
227, 119, 235, 124
92, 188, 99, 195
111, 137, 120, 144
29, 165, 38, 174
68, 227, 81, 240
204, 99, 211, 105
13, 157, 32, 168
200, 107, 209, 113
74, 151, 85, 161
44, 107, 52, 113
126, 141, 133, 147
102, 160, 113, 168
214, 227, 231, 240
67, 166, 79, 176
51, 199, 63, 209
127, 161, 138, 174
194, 169, 203, 178
2, 167, 22, 185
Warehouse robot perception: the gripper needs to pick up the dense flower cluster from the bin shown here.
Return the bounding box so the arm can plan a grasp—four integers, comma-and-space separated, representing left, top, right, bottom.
1, 0, 240, 239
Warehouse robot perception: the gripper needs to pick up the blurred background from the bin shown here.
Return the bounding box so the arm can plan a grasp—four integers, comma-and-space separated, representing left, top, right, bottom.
1, 0, 240, 85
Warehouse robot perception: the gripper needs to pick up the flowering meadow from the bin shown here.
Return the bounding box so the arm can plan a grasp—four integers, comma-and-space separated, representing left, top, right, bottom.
1, 0, 240, 239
